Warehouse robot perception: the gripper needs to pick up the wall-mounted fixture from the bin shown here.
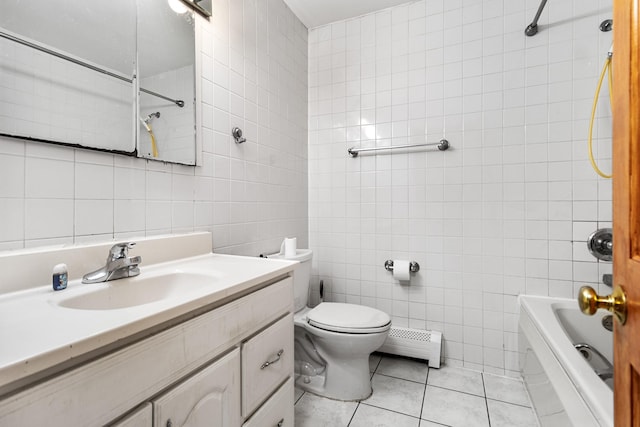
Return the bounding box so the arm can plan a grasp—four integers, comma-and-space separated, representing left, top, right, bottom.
588, 228, 613, 261
525, 0, 548, 36
232, 127, 246, 144
385, 259, 419, 282
384, 260, 420, 273
169, 0, 211, 18
348, 139, 449, 157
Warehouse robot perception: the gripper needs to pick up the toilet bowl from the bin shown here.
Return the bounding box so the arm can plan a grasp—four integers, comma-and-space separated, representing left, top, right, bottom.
270, 249, 391, 401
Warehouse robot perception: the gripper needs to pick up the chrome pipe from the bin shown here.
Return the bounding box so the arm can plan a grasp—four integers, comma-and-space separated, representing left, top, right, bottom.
348, 139, 449, 157
525, 0, 548, 36
574, 343, 614, 373
140, 88, 185, 108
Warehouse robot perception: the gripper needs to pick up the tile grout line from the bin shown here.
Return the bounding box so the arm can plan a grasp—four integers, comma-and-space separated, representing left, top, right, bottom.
426, 383, 486, 399
359, 402, 423, 421
418, 366, 429, 422
374, 371, 430, 385
346, 402, 360, 426
482, 373, 492, 427
486, 396, 533, 409
346, 355, 382, 427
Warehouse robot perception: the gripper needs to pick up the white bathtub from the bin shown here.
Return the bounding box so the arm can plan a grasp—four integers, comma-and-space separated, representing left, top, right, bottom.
518, 295, 613, 427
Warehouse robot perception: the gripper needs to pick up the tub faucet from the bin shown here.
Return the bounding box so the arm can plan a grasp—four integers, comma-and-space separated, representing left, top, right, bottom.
574, 343, 614, 383
596, 369, 614, 381
82, 242, 142, 284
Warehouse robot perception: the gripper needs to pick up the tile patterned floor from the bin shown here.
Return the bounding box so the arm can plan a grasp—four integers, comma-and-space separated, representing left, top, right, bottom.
294, 353, 539, 427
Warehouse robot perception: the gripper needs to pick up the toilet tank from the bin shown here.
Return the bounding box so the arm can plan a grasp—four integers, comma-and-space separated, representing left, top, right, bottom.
269, 249, 312, 312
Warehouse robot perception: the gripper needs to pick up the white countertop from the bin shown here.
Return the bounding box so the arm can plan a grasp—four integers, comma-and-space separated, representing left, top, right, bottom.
0, 252, 296, 394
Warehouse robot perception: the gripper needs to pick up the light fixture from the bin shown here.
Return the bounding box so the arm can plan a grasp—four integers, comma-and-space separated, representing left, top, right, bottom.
167, 0, 211, 18
168, 0, 188, 14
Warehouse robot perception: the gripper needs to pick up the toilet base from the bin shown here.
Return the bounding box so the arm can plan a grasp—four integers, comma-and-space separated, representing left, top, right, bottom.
294, 354, 373, 401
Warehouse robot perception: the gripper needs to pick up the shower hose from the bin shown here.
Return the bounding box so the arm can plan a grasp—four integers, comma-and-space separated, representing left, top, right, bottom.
588, 55, 613, 179
148, 129, 159, 158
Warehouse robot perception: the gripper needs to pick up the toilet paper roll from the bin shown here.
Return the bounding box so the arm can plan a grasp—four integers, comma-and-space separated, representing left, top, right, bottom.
393, 260, 411, 281
283, 237, 297, 258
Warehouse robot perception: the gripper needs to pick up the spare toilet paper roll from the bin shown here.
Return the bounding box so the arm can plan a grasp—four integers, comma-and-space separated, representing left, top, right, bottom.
393, 260, 411, 281
283, 237, 297, 258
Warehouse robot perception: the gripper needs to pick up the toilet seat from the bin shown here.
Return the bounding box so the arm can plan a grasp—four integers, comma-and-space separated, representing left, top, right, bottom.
307, 303, 391, 334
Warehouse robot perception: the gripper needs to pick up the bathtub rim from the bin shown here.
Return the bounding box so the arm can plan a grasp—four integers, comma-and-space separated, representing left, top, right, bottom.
519, 295, 613, 426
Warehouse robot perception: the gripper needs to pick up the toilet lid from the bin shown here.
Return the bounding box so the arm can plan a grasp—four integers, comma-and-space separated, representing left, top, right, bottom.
307, 303, 391, 334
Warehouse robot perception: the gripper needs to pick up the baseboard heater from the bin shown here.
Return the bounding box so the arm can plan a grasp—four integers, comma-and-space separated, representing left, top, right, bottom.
378, 326, 443, 368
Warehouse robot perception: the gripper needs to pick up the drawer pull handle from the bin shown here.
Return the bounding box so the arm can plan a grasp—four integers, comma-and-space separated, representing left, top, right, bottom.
261, 349, 284, 369
277, 418, 285, 426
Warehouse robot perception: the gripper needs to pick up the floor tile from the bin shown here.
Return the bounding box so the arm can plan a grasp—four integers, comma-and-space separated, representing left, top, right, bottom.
483, 373, 531, 407
294, 387, 304, 403
421, 385, 489, 427
427, 365, 485, 397
376, 355, 429, 384
350, 403, 421, 427
487, 399, 538, 427
364, 373, 426, 418
294, 392, 358, 427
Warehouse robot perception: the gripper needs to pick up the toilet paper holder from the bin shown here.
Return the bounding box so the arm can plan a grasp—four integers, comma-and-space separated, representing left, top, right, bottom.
384, 260, 420, 273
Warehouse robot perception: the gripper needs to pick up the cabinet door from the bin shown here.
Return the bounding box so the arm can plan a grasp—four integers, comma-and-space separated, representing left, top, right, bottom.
153, 349, 241, 427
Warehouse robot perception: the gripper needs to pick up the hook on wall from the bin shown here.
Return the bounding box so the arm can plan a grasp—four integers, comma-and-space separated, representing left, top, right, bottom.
600, 19, 613, 32
232, 127, 246, 144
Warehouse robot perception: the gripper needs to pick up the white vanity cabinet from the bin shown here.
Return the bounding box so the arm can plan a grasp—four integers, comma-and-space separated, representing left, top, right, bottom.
0, 276, 294, 427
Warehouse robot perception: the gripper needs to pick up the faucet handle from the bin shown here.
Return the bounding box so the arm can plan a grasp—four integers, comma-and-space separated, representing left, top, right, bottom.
109, 242, 136, 259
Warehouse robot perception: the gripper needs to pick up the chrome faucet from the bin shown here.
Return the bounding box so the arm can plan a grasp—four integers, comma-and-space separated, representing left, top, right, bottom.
82, 242, 142, 284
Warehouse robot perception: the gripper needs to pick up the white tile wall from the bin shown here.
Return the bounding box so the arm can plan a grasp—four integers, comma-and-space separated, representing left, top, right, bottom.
308, 0, 613, 375
0, 0, 308, 260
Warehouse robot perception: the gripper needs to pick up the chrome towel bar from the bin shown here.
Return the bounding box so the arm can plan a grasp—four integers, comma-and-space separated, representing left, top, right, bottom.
348, 139, 449, 157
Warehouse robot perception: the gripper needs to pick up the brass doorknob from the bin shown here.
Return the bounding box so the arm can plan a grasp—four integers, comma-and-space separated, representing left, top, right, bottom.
578, 285, 627, 325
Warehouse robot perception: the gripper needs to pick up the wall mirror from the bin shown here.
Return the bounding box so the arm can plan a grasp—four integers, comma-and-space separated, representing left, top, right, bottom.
0, 0, 197, 165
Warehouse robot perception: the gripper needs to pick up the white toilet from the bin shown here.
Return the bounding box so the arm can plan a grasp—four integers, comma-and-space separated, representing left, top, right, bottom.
271, 249, 391, 401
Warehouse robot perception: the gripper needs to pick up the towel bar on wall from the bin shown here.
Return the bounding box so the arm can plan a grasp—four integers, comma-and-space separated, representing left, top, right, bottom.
347, 139, 450, 157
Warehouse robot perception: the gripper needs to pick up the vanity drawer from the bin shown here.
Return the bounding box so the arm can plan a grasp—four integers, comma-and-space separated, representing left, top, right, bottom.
242, 314, 293, 417
242, 377, 294, 427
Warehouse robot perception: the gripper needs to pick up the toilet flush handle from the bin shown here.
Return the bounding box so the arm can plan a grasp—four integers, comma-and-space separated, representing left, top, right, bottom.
260, 349, 284, 369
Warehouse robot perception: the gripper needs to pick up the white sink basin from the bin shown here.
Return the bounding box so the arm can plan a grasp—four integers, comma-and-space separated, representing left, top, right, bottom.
57, 271, 216, 310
